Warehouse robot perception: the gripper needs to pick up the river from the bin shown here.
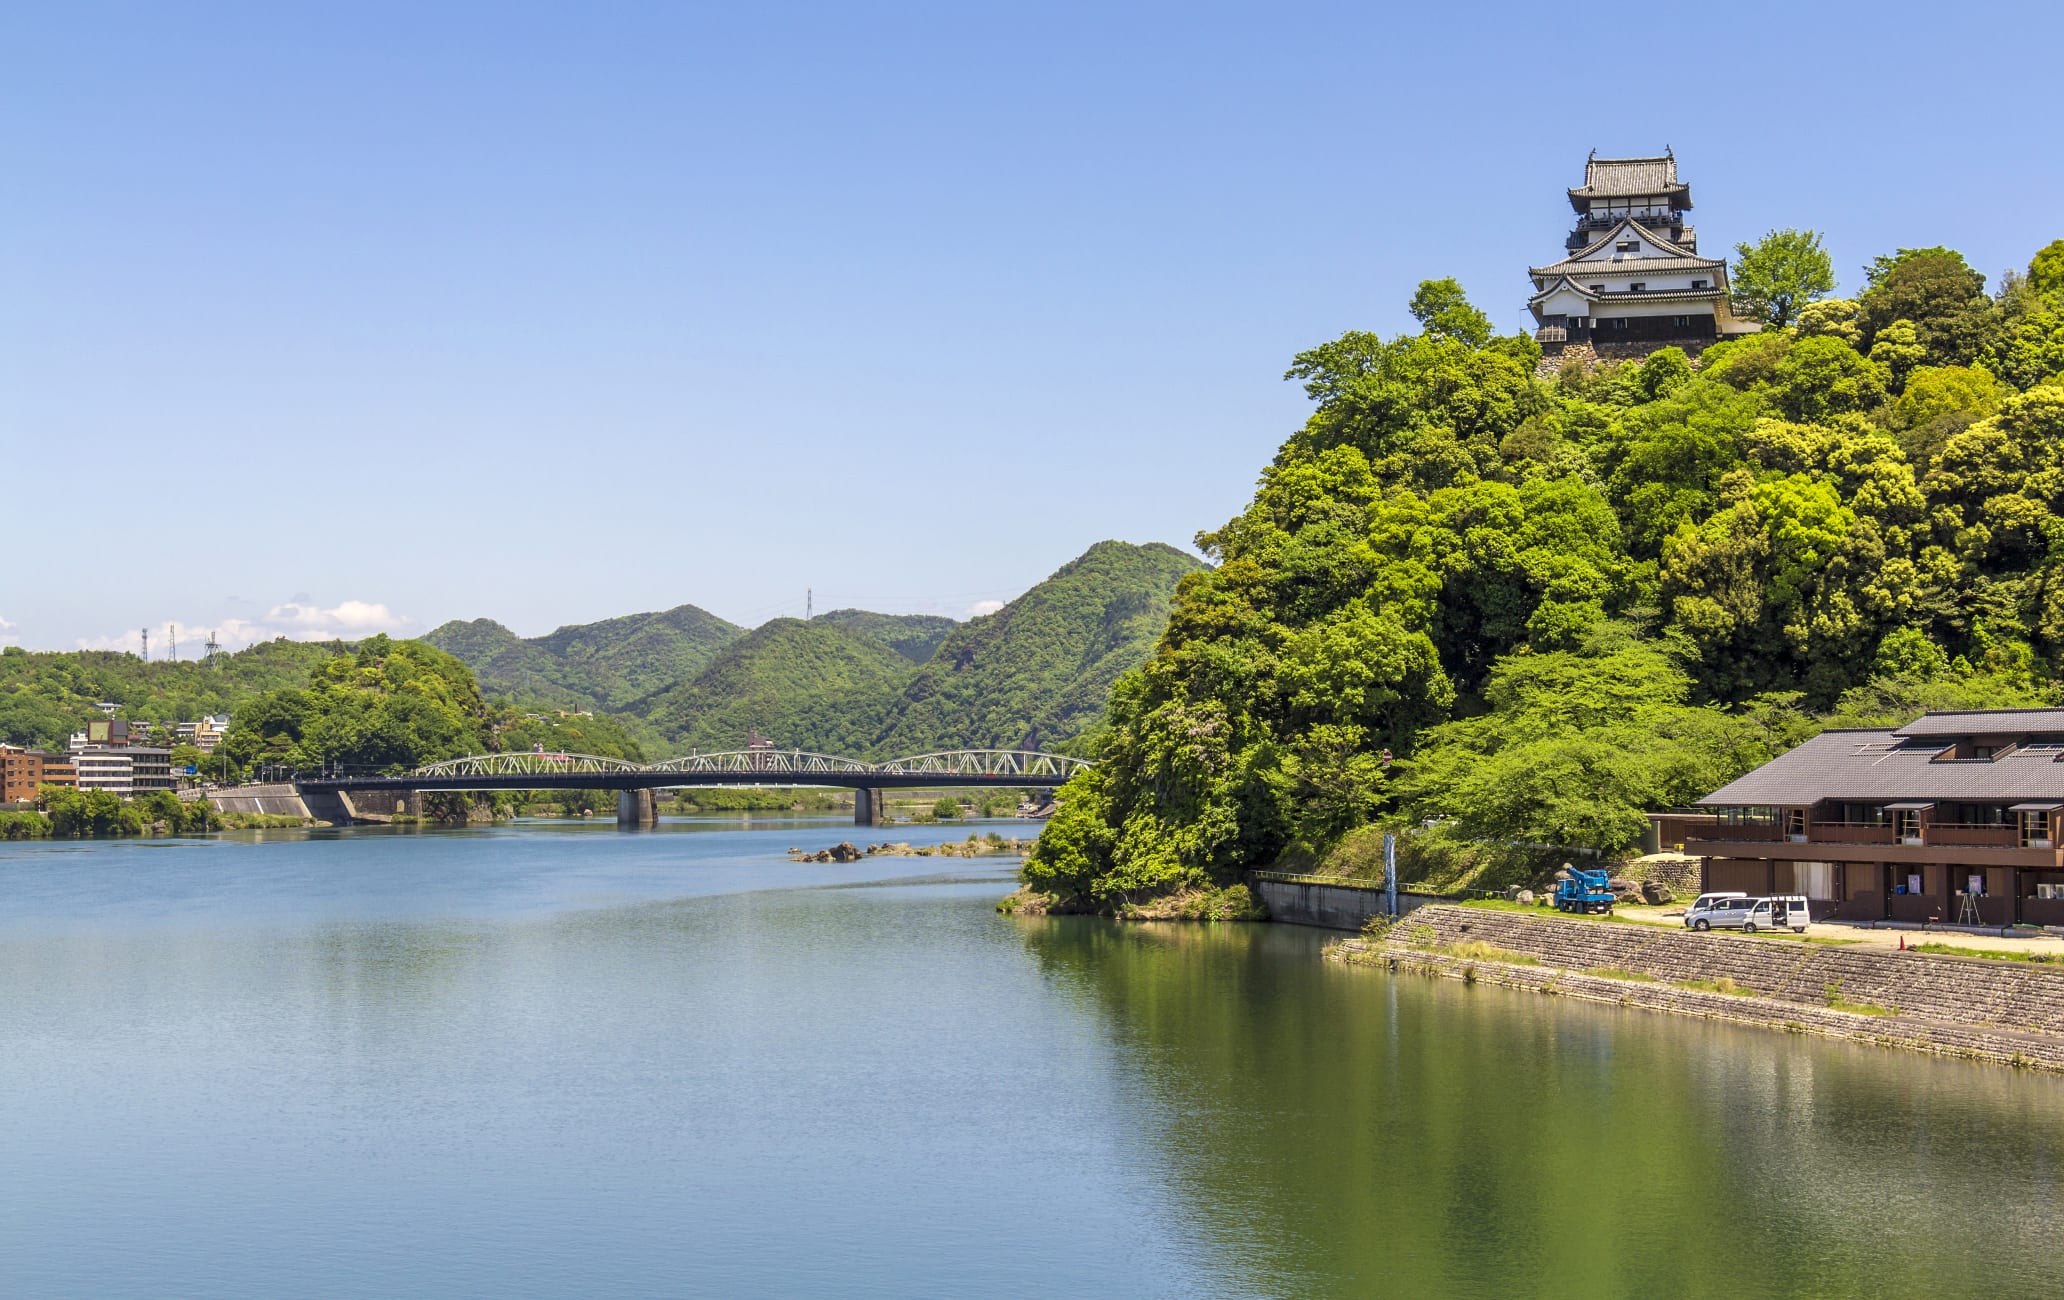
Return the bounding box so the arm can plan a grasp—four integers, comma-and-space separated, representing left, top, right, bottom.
2, 817, 2062, 1297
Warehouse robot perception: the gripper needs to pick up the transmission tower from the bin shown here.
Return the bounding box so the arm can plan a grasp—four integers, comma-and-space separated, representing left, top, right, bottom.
169, 624, 178, 661
140, 627, 149, 661
205, 629, 221, 662
806, 587, 813, 621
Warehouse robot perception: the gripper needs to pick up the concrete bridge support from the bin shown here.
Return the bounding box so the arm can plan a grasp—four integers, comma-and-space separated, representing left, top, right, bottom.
854, 787, 884, 826
616, 788, 658, 829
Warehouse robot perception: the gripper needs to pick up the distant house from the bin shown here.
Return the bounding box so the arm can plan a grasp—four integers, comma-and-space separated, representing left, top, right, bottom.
174, 714, 231, 753
1529, 150, 1759, 365
1664, 710, 2064, 927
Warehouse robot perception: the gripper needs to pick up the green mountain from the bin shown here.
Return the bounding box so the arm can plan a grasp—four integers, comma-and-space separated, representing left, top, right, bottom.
422, 604, 743, 712
812, 609, 958, 664
871, 542, 1204, 754
633, 618, 917, 755
628, 542, 1203, 757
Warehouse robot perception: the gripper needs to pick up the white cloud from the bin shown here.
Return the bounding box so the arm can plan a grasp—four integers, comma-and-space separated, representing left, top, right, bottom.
967, 599, 1005, 618
266, 600, 410, 635
0, 615, 17, 647
73, 600, 414, 656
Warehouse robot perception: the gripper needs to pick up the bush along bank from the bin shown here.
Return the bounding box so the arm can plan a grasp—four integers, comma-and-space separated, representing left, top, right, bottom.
5, 789, 223, 839
1338, 905, 2064, 1072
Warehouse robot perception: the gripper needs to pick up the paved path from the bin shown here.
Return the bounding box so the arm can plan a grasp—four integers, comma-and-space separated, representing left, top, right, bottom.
1614, 903, 2064, 958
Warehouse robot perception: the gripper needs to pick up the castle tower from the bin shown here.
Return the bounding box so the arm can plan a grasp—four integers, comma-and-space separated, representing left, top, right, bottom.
1528, 150, 1759, 365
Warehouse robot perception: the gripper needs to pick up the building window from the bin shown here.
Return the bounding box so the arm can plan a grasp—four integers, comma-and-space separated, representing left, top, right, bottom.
1588, 285, 1604, 293
1629, 282, 1646, 292
1610, 319, 1628, 330
1674, 315, 1691, 328
1616, 240, 1638, 252
1691, 279, 1708, 289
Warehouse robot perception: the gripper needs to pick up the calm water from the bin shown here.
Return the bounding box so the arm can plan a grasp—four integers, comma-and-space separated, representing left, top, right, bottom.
3, 818, 2063, 1298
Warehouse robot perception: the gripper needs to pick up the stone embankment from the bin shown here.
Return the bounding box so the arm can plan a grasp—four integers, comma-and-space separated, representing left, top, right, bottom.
1334, 905, 2064, 1072
206, 782, 313, 819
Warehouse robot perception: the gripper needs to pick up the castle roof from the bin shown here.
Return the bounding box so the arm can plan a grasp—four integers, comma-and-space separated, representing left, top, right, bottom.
1528, 218, 1725, 280
1568, 153, 1691, 211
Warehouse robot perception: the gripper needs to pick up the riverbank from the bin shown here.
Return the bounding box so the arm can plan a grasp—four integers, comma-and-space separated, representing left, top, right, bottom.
1335, 904, 2064, 1073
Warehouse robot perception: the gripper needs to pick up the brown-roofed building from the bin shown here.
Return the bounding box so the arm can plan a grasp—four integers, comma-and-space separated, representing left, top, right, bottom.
1660, 709, 2064, 927
1529, 149, 1759, 365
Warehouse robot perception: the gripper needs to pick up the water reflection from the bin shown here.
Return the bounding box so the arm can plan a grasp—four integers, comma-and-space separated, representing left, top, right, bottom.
3, 823, 2062, 1298
1008, 916, 2064, 1298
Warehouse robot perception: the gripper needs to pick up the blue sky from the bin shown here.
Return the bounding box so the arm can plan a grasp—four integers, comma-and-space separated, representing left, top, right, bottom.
5, 0, 2059, 652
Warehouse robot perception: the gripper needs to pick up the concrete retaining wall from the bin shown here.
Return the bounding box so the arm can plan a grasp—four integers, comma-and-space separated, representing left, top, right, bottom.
206, 783, 312, 818
1335, 905, 2064, 1072
1251, 875, 1446, 930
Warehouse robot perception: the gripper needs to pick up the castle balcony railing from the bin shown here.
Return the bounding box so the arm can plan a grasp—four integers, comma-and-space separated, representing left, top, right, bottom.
1576, 210, 1685, 229
1534, 326, 1567, 343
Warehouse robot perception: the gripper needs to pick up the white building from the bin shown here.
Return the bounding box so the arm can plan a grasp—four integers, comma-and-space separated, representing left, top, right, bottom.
1528, 151, 1759, 363
72, 747, 175, 796
73, 749, 136, 795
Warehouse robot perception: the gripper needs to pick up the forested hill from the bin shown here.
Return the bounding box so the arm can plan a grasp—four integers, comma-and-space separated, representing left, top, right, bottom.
422, 604, 744, 712
632, 619, 918, 755
1026, 240, 2064, 909
871, 541, 1203, 754
810, 610, 959, 664
0, 640, 350, 750
629, 541, 1204, 756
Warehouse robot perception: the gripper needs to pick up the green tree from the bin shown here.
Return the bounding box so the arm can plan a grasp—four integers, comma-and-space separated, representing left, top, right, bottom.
1406, 278, 1494, 347
2029, 239, 2064, 300
1858, 247, 1991, 365
1867, 320, 1927, 393
1795, 299, 1862, 346
1637, 346, 1692, 400
1881, 365, 2006, 464
1766, 336, 1889, 422
1731, 228, 1836, 328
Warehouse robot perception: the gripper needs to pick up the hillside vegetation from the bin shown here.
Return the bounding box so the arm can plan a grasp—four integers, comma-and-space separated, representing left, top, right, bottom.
1026, 239, 2064, 908
0, 640, 349, 750
812, 610, 959, 664
872, 542, 1202, 754
633, 618, 919, 755
628, 542, 1200, 756
423, 604, 743, 712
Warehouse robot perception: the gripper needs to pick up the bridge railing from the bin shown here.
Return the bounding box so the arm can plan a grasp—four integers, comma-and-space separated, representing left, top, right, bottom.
294, 749, 1092, 785
872, 750, 1092, 779
412, 752, 648, 778
646, 750, 879, 776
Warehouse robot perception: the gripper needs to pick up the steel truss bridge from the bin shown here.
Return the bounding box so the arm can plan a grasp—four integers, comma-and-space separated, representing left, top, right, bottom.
297, 748, 1090, 794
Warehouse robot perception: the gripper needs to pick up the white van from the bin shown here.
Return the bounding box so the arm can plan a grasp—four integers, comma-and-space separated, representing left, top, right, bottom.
1685, 894, 1753, 931
1685, 891, 1747, 922
1689, 894, 1810, 934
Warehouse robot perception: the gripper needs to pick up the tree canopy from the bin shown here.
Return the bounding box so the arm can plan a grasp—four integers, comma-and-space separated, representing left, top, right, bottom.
1732, 229, 1836, 329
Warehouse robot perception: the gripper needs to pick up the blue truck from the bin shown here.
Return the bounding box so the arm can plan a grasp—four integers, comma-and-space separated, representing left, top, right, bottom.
1553, 864, 1617, 915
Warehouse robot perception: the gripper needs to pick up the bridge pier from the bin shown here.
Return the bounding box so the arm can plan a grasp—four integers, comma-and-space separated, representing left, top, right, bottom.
616, 788, 658, 829
854, 787, 884, 827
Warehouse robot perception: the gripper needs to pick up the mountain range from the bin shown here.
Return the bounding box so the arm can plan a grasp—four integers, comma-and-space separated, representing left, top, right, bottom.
423, 540, 1202, 758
